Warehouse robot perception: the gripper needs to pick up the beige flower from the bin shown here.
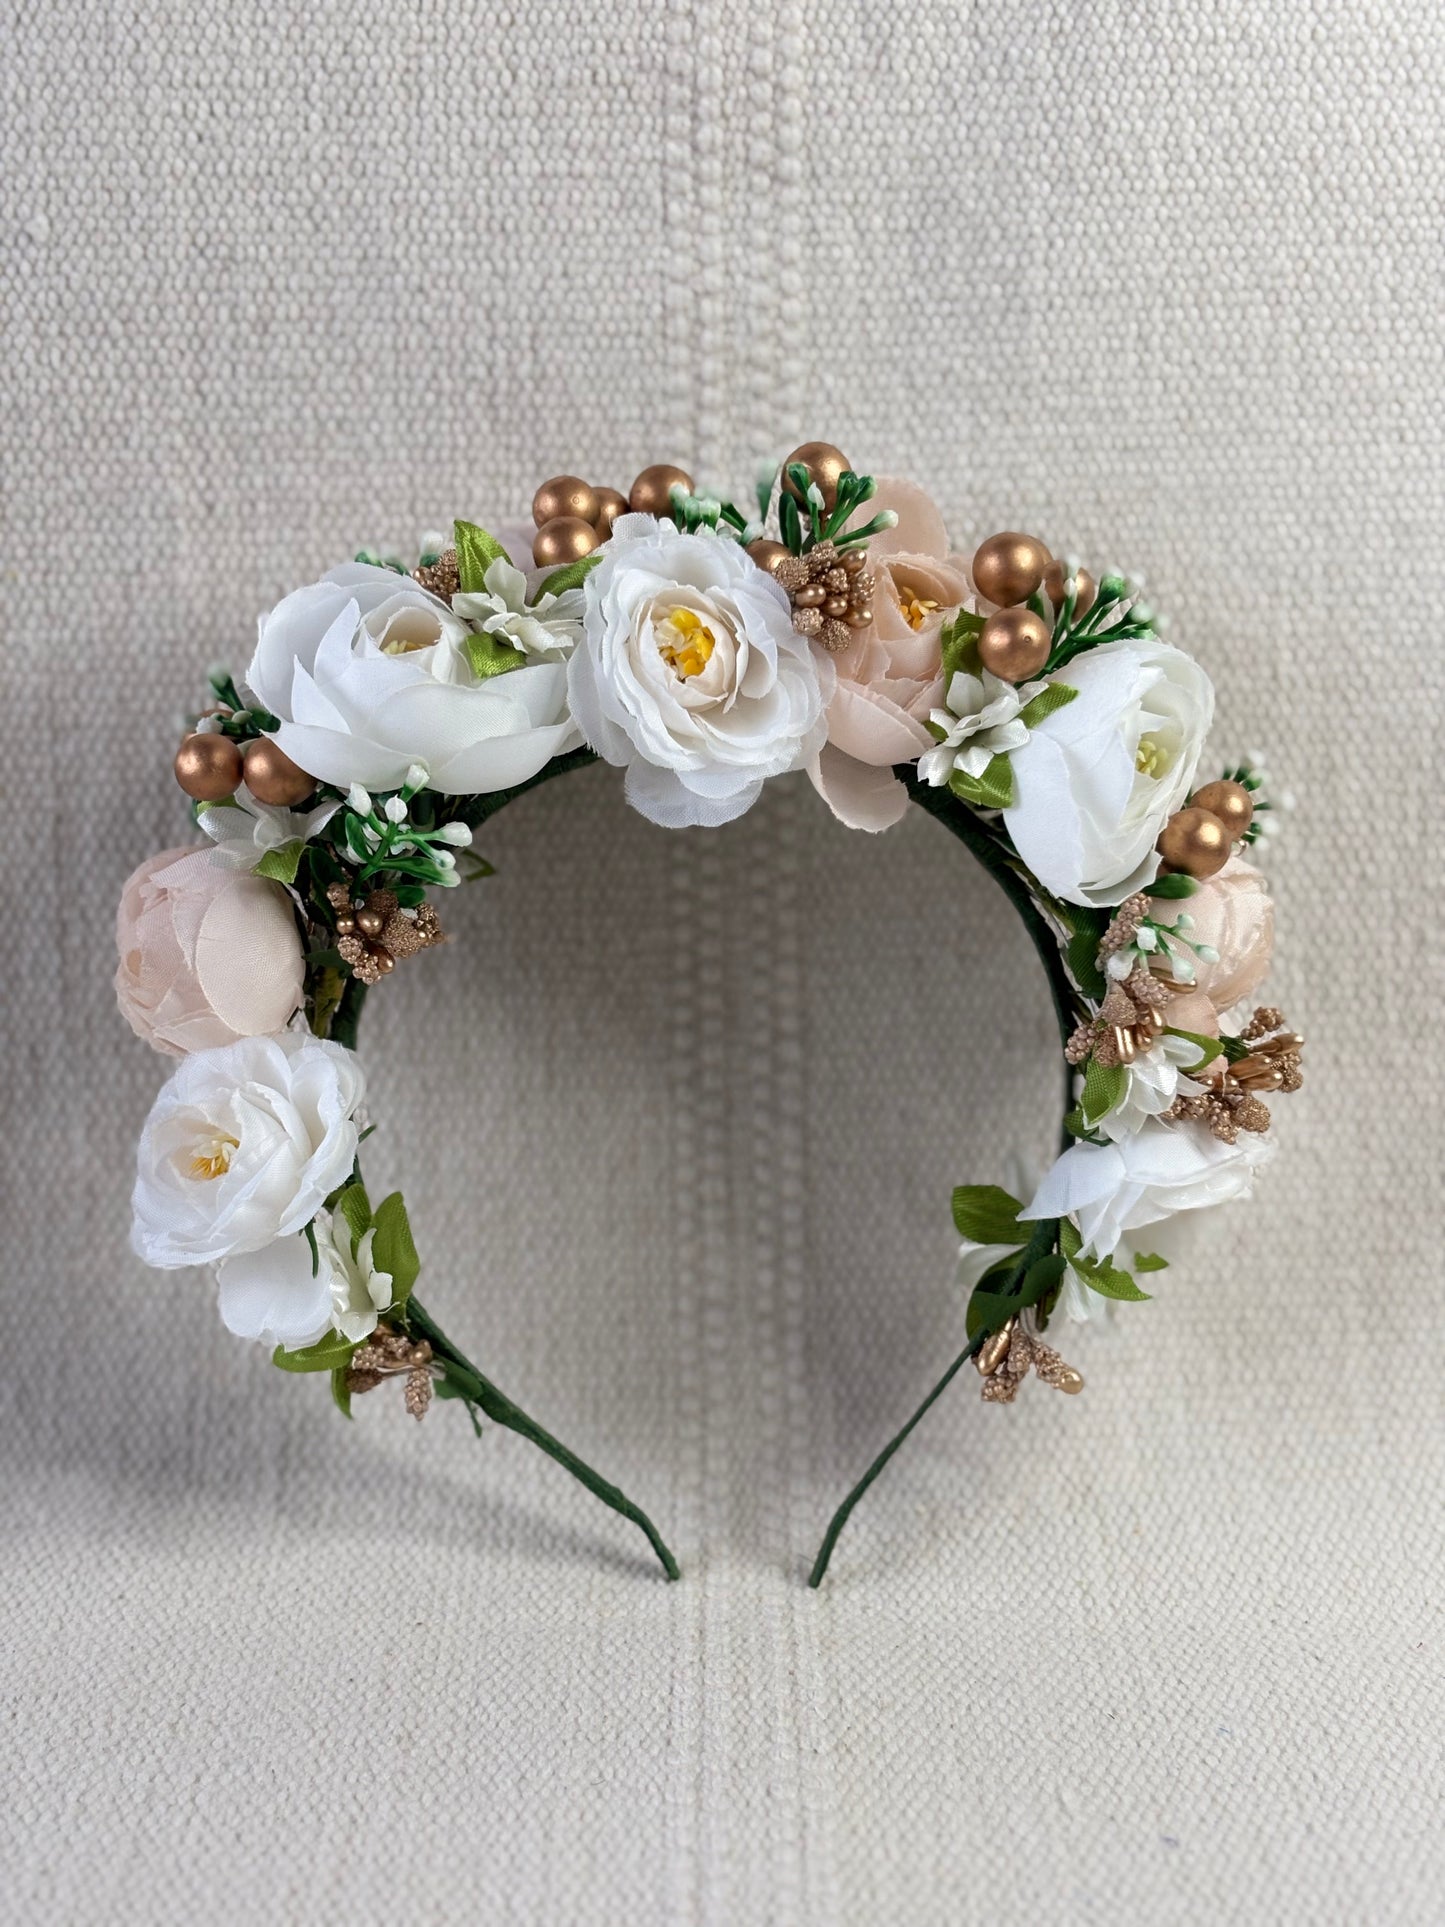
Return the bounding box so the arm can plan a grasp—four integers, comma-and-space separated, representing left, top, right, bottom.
1180, 854, 1276, 1015
808, 478, 972, 831
116, 847, 304, 1056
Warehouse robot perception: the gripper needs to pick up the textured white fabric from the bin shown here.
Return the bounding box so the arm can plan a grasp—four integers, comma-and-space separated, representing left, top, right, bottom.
3, 0, 1443, 1920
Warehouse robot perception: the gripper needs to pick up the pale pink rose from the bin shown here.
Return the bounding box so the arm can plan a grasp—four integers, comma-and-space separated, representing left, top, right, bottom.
116, 847, 305, 1056
1181, 854, 1276, 1015
808, 478, 972, 832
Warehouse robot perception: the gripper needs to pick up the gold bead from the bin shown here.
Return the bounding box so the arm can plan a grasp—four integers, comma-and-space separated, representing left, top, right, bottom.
242, 738, 314, 806
780, 441, 850, 514
1055, 1367, 1085, 1395
592, 487, 629, 538
794, 583, 826, 607
842, 546, 867, 574
532, 475, 598, 528
1158, 806, 1232, 879
823, 594, 849, 617
371, 948, 395, 975
355, 905, 386, 938
1190, 779, 1254, 842
1043, 558, 1096, 619
174, 732, 243, 801
978, 606, 1052, 682
532, 517, 599, 568
846, 604, 872, 627
972, 531, 1051, 607
335, 916, 356, 936
628, 463, 694, 516
746, 538, 791, 577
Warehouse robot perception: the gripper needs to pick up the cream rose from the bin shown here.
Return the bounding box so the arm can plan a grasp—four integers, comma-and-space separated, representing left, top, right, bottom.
132, 1032, 365, 1269
1005, 637, 1214, 907
116, 847, 304, 1057
1178, 854, 1275, 1014
1022, 1117, 1275, 1261
568, 515, 827, 828
808, 478, 967, 832
246, 562, 581, 795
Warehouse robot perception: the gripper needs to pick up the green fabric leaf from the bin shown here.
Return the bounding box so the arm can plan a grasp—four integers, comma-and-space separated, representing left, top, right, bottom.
1144, 872, 1198, 899
1049, 898, 1109, 1000
1164, 1026, 1224, 1069
966, 1251, 1066, 1341
371, 1191, 420, 1308
462, 630, 526, 681
253, 839, 304, 886
273, 1331, 359, 1373
330, 1367, 353, 1418
453, 518, 508, 593
534, 552, 602, 599
951, 1184, 1024, 1246
1059, 1219, 1152, 1301
1080, 1055, 1126, 1125
1016, 681, 1078, 729
1134, 1252, 1170, 1273
948, 751, 1014, 810
939, 609, 984, 681
333, 1182, 372, 1256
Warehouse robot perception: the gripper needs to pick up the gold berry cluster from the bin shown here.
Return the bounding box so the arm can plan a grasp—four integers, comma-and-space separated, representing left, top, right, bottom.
345, 1327, 436, 1418
1165, 1006, 1304, 1142
975, 1318, 1084, 1402
1065, 966, 1172, 1068
327, 883, 443, 986
773, 541, 873, 653
528, 464, 695, 570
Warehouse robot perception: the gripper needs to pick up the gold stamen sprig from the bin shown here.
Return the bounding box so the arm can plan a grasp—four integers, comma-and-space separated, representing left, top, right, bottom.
1165, 1005, 1304, 1141
975, 1318, 1084, 1403
345, 1326, 437, 1420
1066, 965, 1172, 1069
327, 883, 443, 986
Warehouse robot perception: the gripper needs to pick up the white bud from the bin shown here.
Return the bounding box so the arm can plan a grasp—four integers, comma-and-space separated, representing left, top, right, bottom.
1131, 601, 1154, 627
1106, 952, 1133, 980
1197, 945, 1220, 964
1175, 913, 1194, 931
437, 821, 473, 847
806, 482, 826, 512
347, 785, 373, 816
383, 796, 408, 824
876, 510, 899, 529
434, 848, 456, 869
1136, 926, 1158, 951
404, 762, 429, 792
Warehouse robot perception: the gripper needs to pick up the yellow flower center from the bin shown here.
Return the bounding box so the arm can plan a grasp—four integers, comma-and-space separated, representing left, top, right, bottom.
378, 610, 443, 657
898, 593, 940, 631
1135, 734, 1174, 779
188, 1131, 239, 1182
658, 607, 717, 679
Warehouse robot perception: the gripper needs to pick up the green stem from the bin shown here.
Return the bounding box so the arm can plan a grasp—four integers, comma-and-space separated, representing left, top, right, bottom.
806, 776, 1079, 1588
405, 1298, 680, 1581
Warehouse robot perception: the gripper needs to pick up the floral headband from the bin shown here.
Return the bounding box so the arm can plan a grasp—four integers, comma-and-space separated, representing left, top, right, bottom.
120, 445, 1300, 1584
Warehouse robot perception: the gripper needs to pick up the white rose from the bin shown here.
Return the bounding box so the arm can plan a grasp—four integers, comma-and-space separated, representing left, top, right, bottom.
214, 1207, 391, 1350
1005, 638, 1214, 907
567, 515, 828, 828
1021, 1117, 1274, 1261
246, 562, 581, 796
132, 1032, 365, 1268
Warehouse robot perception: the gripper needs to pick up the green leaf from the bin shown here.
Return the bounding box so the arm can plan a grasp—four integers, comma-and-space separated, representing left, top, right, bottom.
534, 552, 602, 599
966, 1250, 1066, 1341
951, 1183, 1025, 1246
1080, 1055, 1126, 1126
1049, 898, 1109, 1000
253, 839, 304, 886
1016, 681, 1078, 729
273, 1331, 360, 1373
779, 490, 803, 552
1163, 1026, 1224, 1069
330, 1366, 353, 1418
1145, 872, 1198, 899
462, 630, 526, 681
1220, 1033, 1251, 1063
453, 518, 508, 593
939, 608, 984, 681
333, 1181, 372, 1256
948, 751, 1014, 811
1059, 1220, 1152, 1301
371, 1191, 420, 1309
1133, 1252, 1170, 1273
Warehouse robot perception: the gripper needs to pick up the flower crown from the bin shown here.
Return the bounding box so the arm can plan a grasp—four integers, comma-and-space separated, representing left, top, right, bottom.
120, 444, 1301, 1584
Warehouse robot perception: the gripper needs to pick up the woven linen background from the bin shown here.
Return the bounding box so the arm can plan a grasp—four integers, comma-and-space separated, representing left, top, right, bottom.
3, 0, 1442, 1920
